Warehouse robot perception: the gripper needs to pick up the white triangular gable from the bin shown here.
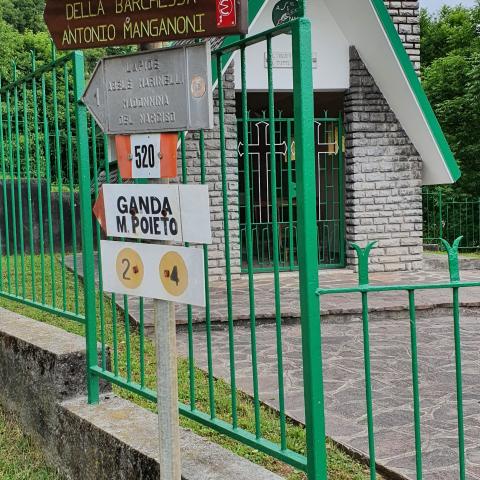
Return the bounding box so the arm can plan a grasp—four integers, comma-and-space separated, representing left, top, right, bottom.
228, 0, 460, 185
323, 0, 459, 185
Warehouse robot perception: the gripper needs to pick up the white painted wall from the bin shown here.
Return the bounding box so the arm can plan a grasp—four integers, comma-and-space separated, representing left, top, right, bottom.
233, 0, 350, 91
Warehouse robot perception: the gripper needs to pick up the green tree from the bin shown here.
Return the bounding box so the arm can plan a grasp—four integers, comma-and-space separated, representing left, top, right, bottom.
0, 0, 46, 33
421, 3, 480, 195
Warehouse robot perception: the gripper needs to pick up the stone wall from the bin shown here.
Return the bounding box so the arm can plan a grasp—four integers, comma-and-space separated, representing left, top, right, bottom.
385, 0, 421, 72
343, 1, 423, 271
183, 64, 240, 280
0, 308, 280, 480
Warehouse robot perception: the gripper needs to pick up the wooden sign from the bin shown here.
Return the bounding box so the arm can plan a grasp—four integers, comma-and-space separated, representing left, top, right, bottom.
93, 183, 212, 244
44, 0, 248, 50
100, 240, 205, 306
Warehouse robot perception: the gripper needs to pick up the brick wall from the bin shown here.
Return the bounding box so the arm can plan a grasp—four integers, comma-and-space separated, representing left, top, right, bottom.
386, 1, 421, 72
343, 1, 423, 271
184, 64, 241, 279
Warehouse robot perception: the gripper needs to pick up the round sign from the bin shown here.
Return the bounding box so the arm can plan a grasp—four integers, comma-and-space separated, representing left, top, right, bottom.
191, 75, 207, 98
116, 248, 144, 290
159, 251, 189, 297
272, 0, 298, 27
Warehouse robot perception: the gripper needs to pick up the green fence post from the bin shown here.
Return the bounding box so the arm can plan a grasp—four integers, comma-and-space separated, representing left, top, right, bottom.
72, 51, 99, 404
292, 18, 328, 479
438, 190, 443, 242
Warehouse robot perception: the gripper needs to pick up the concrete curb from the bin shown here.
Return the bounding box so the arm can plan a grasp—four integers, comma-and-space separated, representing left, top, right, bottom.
424, 253, 480, 271
0, 308, 281, 480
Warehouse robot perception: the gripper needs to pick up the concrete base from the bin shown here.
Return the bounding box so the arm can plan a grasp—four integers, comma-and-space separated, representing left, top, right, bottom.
0, 308, 281, 480
60, 395, 280, 480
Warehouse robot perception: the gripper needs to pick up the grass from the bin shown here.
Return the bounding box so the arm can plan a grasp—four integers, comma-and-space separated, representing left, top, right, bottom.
0, 254, 378, 480
0, 405, 61, 480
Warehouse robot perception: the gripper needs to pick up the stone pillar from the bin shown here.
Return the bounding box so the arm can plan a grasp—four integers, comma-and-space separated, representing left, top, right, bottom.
184, 64, 240, 280
385, 0, 421, 72
343, 1, 423, 272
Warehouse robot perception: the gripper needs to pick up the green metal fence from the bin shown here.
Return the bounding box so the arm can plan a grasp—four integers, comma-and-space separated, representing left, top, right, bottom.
317, 236, 475, 480
0, 46, 91, 326
0, 22, 476, 480
237, 114, 345, 272
84, 17, 327, 477
423, 189, 480, 250
0, 18, 327, 477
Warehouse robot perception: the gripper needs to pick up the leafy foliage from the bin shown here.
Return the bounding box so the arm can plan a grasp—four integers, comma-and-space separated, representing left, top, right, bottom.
421, 3, 480, 195
0, 0, 46, 34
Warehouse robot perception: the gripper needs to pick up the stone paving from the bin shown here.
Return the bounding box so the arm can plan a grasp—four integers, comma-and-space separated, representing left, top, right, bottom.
67, 253, 480, 330
176, 312, 480, 480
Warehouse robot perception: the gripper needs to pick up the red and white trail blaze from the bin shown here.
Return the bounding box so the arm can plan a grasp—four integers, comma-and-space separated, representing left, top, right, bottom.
216, 0, 236, 27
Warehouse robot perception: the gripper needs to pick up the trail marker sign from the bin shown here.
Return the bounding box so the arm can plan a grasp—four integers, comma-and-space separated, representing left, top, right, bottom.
44, 0, 248, 50
93, 183, 212, 244
101, 240, 205, 306
82, 44, 213, 135
115, 133, 178, 180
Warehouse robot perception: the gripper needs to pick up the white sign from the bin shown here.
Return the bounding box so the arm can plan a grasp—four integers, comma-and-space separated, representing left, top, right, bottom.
102, 184, 212, 245
264, 52, 318, 69
101, 240, 205, 307
131, 134, 161, 179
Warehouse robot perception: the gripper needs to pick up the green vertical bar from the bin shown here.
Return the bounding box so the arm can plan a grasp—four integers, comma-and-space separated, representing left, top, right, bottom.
123, 295, 132, 382
267, 36, 287, 448
438, 190, 443, 243
139, 296, 145, 388
361, 290, 376, 480
6, 89, 19, 296
337, 114, 346, 266
13, 64, 26, 299
41, 73, 56, 308
216, 52, 238, 428
103, 137, 119, 376
408, 290, 423, 479
50, 47, 67, 311
240, 43, 261, 438
31, 53, 46, 304
91, 117, 106, 370
452, 286, 466, 480
72, 51, 99, 404
22, 81, 36, 302
0, 78, 12, 294
64, 64, 79, 314
286, 120, 295, 269
180, 130, 196, 410
200, 129, 216, 419
292, 18, 328, 479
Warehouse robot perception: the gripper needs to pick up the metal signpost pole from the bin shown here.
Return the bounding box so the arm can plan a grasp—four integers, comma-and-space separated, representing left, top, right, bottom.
145, 40, 182, 480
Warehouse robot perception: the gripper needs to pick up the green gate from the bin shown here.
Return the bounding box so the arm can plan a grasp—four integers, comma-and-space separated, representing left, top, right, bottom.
238, 113, 345, 272
0, 11, 327, 480
0, 47, 94, 328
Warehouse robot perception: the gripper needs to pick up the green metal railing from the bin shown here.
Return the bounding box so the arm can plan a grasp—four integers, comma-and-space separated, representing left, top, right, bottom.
318, 236, 474, 480
0, 18, 327, 477
238, 114, 345, 272
1, 23, 475, 480
85, 17, 327, 477
423, 189, 480, 250
0, 46, 91, 326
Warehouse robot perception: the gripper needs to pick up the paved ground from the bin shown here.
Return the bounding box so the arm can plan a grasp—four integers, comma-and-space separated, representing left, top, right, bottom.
67, 253, 480, 328
177, 312, 480, 480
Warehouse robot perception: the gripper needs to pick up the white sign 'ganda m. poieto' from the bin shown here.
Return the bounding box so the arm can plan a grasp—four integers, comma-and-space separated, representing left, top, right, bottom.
102, 183, 212, 244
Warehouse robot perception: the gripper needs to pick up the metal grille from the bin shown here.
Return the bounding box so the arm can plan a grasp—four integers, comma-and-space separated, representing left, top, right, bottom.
238, 114, 345, 272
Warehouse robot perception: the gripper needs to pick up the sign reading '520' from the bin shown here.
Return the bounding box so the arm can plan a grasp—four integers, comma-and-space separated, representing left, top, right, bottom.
44, 0, 248, 50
